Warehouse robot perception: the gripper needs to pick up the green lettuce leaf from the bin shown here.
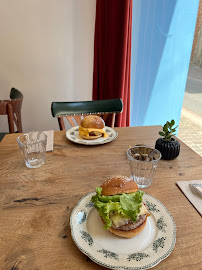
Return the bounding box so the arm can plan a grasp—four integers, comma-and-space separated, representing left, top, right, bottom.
91, 187, 144, 229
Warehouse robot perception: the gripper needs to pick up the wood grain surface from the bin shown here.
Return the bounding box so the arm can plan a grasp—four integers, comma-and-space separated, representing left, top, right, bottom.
0, 126, 202, 270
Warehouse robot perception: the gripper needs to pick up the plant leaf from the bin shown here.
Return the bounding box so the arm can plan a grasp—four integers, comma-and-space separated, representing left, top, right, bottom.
163, 125, 168, 132
159, 132, 165, 136
171, 119, 175, 126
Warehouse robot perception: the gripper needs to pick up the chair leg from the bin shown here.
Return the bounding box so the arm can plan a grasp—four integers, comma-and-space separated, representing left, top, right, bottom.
13, 112, 23, 133
17, 112, 23, 133
111, 113, 116, 128
7, 104, 15, 133
58, 117, 65, 130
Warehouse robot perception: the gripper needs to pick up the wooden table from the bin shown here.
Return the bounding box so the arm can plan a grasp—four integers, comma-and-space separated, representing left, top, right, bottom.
0, 126, 201, 270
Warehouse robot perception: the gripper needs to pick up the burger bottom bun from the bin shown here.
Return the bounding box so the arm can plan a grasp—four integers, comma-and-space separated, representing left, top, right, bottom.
81, 133, 102, 140
107, 217, 147, 239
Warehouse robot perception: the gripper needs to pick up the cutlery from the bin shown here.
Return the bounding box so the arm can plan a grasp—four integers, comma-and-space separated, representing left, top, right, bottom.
189, 184, 202, 197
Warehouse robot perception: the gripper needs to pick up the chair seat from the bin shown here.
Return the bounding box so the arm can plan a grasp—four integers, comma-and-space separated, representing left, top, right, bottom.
0, 132, 7, 142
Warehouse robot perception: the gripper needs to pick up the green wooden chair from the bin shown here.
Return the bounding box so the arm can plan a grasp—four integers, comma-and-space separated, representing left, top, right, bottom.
51, 98, 123, 130
0, 88, 23, 142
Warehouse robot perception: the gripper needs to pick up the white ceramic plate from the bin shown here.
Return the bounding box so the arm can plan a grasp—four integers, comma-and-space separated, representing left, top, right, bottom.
66, 126, 118, 145
70, 192, 176, 270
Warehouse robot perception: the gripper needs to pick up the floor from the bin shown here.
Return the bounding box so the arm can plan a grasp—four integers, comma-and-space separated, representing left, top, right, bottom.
178, 113, 202, 157
178, 64, 202, 157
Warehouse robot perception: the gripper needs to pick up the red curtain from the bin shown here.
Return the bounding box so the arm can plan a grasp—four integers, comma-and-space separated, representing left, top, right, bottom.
93, 0, 132, 127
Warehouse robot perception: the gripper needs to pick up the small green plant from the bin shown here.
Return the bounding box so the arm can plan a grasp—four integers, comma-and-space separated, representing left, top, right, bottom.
159, 119, 178, 141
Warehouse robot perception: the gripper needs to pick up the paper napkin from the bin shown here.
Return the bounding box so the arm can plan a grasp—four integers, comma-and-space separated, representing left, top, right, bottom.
176, 179, 202, 216
43, 130, 54, 152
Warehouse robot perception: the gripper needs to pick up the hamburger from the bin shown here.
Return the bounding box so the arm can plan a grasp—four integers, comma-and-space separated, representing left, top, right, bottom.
79, 115, 108, 140
91, 176, 150, 238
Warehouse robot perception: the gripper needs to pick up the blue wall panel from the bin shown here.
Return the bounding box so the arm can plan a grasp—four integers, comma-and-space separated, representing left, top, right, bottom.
130, 0, 199, 129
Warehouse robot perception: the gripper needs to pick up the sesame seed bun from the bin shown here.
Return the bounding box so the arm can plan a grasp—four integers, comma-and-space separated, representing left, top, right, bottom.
100, 176, 139, 196
81, 115, 105, 129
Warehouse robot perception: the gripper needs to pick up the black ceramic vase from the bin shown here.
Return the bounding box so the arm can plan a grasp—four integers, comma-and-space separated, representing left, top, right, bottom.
155, 138, 180, 160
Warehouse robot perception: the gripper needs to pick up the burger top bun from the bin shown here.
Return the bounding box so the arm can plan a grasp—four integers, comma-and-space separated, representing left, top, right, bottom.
81, 115, 105, 129
100, 176, 139, 196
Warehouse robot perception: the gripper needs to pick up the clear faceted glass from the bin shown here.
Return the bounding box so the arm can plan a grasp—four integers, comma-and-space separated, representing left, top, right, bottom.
17, 132, 47, 168
127, 145, 161, 188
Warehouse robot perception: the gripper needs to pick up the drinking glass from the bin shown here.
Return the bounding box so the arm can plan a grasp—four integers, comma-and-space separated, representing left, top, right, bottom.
127, 145, 161, 188
17, 132, 47, 168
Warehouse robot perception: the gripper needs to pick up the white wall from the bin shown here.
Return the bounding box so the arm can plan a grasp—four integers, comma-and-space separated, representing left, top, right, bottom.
0, 0, 96, 132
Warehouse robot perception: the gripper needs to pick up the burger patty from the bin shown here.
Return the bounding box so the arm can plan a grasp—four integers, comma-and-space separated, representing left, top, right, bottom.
89, 131, 97, 136
89, 131, 103, 137
111, 214, 147, 231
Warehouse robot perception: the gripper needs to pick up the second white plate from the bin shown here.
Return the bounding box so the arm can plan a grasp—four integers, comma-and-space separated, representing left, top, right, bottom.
66, 126, 118, 145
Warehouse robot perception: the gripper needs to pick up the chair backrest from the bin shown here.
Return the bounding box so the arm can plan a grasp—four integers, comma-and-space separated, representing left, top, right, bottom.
10, 87, 23, 100
51, 98, 123, 130
0, 88, 23, 133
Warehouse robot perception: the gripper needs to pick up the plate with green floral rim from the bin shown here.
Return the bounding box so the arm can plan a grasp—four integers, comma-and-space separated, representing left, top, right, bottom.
66, 126, 118, 145
70, 192, 176, 270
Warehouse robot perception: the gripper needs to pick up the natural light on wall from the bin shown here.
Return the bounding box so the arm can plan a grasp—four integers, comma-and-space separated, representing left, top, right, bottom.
130, 0, 199, 127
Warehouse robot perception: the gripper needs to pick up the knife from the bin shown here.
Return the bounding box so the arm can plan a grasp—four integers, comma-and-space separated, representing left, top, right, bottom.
189, 184, 202, 197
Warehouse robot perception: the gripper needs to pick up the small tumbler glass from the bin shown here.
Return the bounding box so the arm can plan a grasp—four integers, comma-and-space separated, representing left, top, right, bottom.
17, 132, 47, 168
127, 145, 161, 188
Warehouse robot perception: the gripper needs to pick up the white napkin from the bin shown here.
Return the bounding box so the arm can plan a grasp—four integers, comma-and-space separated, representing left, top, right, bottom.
176, 180, 202, 215
43, 130, 54, 152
